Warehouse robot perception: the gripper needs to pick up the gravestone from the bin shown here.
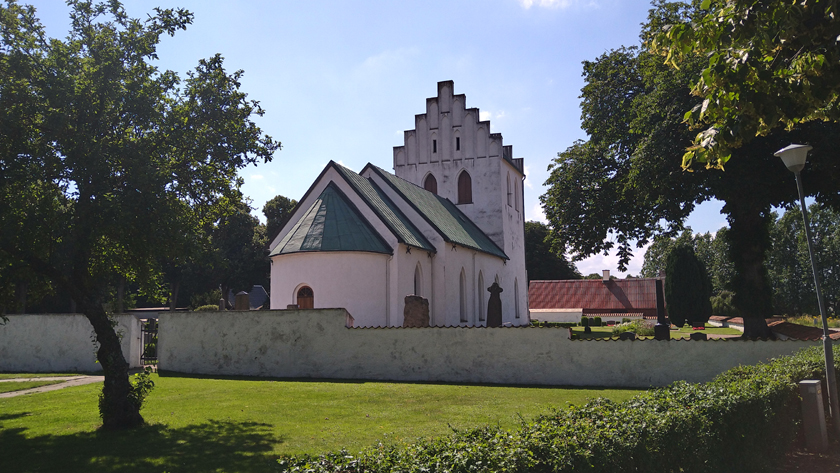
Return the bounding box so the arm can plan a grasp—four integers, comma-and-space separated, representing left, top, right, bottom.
619, 331, 636, 341
689, 332, 708, 341
486, 282, 503, 328
403, 295, 430, 327
234, 291, 250, 311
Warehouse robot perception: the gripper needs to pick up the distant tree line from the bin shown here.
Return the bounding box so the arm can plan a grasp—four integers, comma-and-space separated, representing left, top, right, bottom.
641, 204, 840, 318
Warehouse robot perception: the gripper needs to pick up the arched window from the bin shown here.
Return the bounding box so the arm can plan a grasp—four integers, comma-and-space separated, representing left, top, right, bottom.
459, 268, 467, 323
414, 263, 422, 296
506, 173, 512, 207
423, 174, 437, 194
478, 271, 485, 321
297, 286, 314, 309
457, 170, 472, 204
514, 278, 520, 319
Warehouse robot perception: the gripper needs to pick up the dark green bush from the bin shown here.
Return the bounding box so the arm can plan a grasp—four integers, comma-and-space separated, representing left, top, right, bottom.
580, 316, 589, 327
593, 316, 602, 327
277, 346, 837, 473
665, 245, 713, 327
530, 321, 576, 328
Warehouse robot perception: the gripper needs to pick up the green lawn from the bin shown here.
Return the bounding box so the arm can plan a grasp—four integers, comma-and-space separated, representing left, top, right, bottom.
0, 373, 81, 380
0, 373, 644, 473
571, 323, 742, 339
0, 380, 65, 394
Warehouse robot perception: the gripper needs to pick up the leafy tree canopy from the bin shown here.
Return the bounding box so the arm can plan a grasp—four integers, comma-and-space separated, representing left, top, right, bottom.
540, 0, 840, 337
524, 221, 581, 281
0, 0, 279, 428
263, 194, 297, 241
653, 0, 840, 169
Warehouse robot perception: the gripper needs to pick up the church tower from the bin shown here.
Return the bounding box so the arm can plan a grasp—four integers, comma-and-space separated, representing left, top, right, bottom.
392, 81, 526, 271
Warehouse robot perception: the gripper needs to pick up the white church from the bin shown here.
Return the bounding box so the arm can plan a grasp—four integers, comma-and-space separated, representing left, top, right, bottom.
268, 81, 527, 327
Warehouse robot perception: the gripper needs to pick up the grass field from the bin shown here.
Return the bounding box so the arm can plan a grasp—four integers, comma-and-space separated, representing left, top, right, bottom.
571, 323, 742, 339
0, 373, 79, 380
0, 373, 644, 473
0, 380, 64, 394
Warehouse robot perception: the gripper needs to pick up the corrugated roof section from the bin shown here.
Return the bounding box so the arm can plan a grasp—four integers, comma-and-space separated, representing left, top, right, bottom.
369, 165, 508, 260
529, 279, 661, 310
270, 183, 391, 256
332, 163, 435, 252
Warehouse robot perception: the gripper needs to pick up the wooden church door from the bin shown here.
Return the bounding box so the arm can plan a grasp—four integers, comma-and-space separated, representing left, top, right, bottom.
297, 286, 314, 309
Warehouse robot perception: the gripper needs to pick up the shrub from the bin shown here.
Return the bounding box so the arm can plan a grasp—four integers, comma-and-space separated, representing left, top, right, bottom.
593, 316, 602, 327
190, 290, 222, 310
621, 317, 631, 323
580, 316, 589, 327
665, 244, 712, 327
194, 304, 221, 312
611, 319, 655, 337
711, 290, 741, 317
530, 321, 576, 328
277, 346, 836, 473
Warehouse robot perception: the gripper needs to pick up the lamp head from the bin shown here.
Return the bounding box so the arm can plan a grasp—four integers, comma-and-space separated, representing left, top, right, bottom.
774, 144, 812, 173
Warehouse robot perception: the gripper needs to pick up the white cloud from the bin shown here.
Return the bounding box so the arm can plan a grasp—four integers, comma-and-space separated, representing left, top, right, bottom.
574, 241, 651, 278
479, 110, 491, 121
517, 0, 598, 8
529, 202, 547, 223
250, 174, 264, 180
354, 48, 420, 80
523, 165, 533, 188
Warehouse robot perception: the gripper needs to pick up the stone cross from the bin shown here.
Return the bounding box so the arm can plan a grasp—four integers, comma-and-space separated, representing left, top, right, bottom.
486, 282, 503, 327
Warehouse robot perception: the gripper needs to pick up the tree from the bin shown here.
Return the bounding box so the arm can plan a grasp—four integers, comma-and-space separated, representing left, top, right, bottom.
768, 204, 840, 317
541, 0, 840, 337
523, 221, 580, 281
263, 194, 297, 241
654, 0, 840, 168
0, 1, 279, 428
641, 227, 734, 296
664, 244, 712, 327
212, 198, 270, 306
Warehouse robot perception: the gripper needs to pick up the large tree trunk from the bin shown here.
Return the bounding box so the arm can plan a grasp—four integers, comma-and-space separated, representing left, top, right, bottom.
79, 297, 144, 429
169, 280, 180, 311
724, 201, 774, 338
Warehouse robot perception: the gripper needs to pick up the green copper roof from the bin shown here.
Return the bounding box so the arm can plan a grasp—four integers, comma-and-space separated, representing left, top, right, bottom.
269, 183, 391, 256
332, 163, 435, 252
368, 165, 508, 260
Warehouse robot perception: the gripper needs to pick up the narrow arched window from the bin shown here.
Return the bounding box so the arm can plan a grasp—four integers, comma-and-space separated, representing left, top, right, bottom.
457, 171, 472, 204
459, 268, 467, 323
424, 174, 437, 194
514, 278, 520, 319
478, 271, 485, 321
506, 173, 512, 206
297, 286, 314, 309
414, 263, 422, 296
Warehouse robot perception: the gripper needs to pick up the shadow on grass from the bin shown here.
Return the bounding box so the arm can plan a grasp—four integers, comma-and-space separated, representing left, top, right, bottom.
0, 418, 284, 473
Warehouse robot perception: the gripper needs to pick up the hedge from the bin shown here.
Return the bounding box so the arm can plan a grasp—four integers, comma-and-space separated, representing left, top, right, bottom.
277, 346, 836, 473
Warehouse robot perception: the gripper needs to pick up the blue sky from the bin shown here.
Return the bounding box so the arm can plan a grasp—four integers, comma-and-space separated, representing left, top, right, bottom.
27, 0, 729, 276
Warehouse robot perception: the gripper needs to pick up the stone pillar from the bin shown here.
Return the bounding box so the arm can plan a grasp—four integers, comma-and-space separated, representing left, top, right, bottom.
234, 291, 250, 311
403, 295, 430, 327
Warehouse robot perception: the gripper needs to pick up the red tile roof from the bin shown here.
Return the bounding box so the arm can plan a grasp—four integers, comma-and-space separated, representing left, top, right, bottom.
768, 320, 840, 341
529, 279, 663, 311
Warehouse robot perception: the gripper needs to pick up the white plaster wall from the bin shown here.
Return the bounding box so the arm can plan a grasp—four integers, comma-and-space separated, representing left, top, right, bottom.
159, 310, 817, 387
0, 314, 142, 372
270, 251, 390, 327
530, 309, 583, 323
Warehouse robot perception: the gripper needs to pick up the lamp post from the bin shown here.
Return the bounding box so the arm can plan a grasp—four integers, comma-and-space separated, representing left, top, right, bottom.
775, 143, 840, 436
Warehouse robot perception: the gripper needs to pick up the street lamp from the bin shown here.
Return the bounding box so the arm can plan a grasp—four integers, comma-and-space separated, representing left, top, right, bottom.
775, 143, 840, 436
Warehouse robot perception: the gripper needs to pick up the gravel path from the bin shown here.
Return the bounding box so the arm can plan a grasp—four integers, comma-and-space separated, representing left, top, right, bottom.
0, 376, 104, 398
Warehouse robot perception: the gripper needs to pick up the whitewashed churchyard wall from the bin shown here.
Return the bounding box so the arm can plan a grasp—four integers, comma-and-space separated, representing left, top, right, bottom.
0, 314, 142, 372
158, 310, 816, 387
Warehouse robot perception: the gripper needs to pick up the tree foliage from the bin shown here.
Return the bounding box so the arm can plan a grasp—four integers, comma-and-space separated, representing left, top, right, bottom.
263, 194, 297, 241
524, 221, 580, 281
654, 0, 840, 169
642, 228, 734, 297
768, 204, 840, 317
0, 1, 278, 428
664, 244, 712, 327
540, 0, 840, 337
